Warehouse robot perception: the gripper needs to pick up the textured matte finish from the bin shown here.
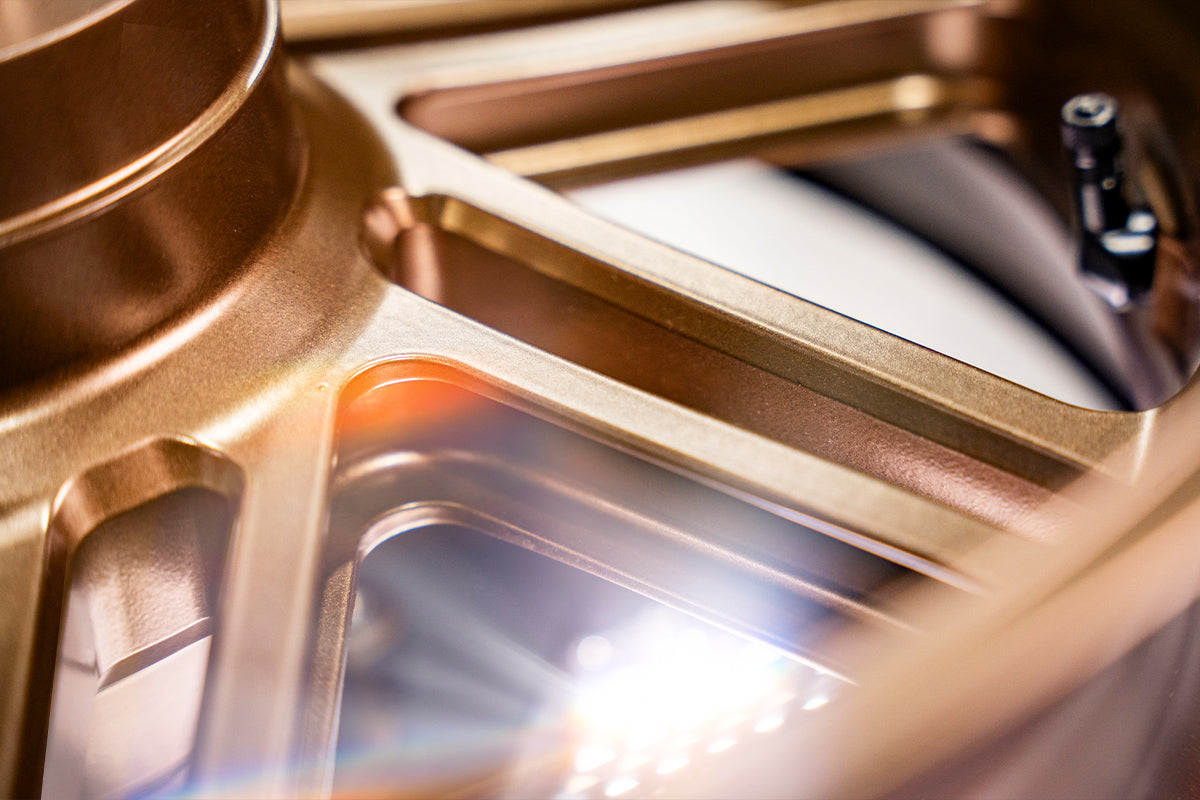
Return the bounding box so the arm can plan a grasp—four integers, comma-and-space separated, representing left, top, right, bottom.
5, 1, 1200, 798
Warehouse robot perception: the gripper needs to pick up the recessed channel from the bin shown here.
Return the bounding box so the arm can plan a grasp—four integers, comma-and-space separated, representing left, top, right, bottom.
321, 373, 912, 797
35, 439, 242, 800
364, 194, 1065, 523
41, 487, 235, 800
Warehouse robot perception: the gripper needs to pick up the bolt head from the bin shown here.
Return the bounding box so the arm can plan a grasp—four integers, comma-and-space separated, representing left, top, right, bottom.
1062, 93, 1121, 152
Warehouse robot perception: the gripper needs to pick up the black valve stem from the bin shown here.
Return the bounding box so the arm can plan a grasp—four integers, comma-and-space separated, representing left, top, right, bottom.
1061, 92, 1159, 304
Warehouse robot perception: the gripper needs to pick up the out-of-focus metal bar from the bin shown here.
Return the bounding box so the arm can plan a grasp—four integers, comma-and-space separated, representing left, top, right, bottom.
487, 75, 994, 182
281, 0, 668, 41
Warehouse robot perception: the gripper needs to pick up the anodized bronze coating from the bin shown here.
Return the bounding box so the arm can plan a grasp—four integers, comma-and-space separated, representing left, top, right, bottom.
0, 0, 304, 391
8, 0, 1200, 798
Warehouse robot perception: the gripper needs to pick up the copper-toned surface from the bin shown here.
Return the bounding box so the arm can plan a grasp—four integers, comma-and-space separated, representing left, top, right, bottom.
6, 0, 1200, 798
0, 0, 303, 391
280, 0, 668, 42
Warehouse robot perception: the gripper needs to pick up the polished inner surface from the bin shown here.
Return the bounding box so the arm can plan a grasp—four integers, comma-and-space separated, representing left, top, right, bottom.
0, 0, 302, 393
0, 0, 271, 220
336, 524, 841, 800
0, 0, 120, 53
329, 376, 922, 625
321, 374, 925, 797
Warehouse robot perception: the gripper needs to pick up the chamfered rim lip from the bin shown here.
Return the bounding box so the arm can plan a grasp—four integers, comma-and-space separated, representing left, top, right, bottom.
0, 0, 280, 249
0, 0, 131, 62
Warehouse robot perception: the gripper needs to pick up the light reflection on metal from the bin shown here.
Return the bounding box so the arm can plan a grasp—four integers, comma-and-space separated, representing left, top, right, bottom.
557, 604, 826, 797
6, 1, 1200, 799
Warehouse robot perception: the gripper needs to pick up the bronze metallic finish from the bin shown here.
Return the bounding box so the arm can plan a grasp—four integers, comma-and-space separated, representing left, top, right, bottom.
364, 189, 1057, 531
280, 0, 668, 41
0, 0, 304, 391
5, 0, 1200, 798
